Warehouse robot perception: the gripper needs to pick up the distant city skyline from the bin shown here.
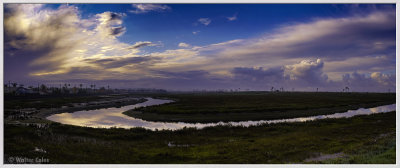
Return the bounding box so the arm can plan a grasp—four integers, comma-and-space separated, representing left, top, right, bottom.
4, 4, 396, 92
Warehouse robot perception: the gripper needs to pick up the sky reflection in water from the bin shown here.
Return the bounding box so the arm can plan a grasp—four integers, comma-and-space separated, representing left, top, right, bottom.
47, 98, 396, 131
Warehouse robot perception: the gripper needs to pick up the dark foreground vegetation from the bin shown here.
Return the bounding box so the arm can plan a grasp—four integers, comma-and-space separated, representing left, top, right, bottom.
4, 91, 396, 164
4, 94, 146, 119
5, 94, 135, 110
125, 92, 395, 123
4, 112, 395, 163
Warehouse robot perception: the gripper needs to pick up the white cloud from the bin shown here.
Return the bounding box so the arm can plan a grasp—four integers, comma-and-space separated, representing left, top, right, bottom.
370, 72, 394, 86
130, 4, 170, 14
341, 71, 395, 92
178, 42, 190, 48
283, 59, 328, 84
4, 4, 153, 78
227, 13, 237, 21
95, 12, 126, 38
4, 4, 395, 91
192, 30, 200, 35
128, 41, 157, 49
198, 18, 211, 26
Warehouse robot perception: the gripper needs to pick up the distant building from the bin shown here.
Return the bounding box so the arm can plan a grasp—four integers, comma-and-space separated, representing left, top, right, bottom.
16, 87, 36, 95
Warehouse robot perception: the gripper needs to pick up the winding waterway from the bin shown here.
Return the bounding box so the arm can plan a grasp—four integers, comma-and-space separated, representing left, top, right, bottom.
47, 98, 396, 131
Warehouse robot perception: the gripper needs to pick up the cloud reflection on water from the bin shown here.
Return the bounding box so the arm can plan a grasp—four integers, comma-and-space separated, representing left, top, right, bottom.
47, 98, 396, 131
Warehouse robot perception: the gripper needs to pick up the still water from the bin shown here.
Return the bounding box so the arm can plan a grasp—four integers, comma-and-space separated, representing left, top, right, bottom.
47, 98, 396, 131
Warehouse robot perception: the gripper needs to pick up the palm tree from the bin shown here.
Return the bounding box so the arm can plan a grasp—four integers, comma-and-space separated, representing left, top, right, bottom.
270, 86, 274, 92
40, 84, 47, 92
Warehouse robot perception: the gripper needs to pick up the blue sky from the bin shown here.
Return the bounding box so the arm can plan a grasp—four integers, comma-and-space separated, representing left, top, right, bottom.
4, 4, 396, 92
71, 4, 385, 52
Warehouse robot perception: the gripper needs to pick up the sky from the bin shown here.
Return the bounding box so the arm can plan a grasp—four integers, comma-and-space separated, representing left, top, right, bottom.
4, 4, 396, 92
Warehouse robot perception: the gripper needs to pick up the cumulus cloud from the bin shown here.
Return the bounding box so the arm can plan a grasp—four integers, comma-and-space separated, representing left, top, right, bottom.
4, 4, 155, 80
4, 4, 83, 74
4, 4, 395, 91
140, 9, 393, 85
130, 4, 171, 14
370, 72, 395, 86
178, 42, 190, 48
323, 55, 394, 81
198, 18, 211, 26
341, 71, 395, 92
284, 59, 329, 87
145, 7, 396, 90
230, 59, 329, 90
284, 59, 326, 80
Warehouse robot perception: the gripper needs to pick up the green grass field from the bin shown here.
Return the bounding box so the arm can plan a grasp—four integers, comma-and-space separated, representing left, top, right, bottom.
125, 92, 395, 123
4, 92, 396, 164
5, 95, 107, 110
4, 112, 395, 163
